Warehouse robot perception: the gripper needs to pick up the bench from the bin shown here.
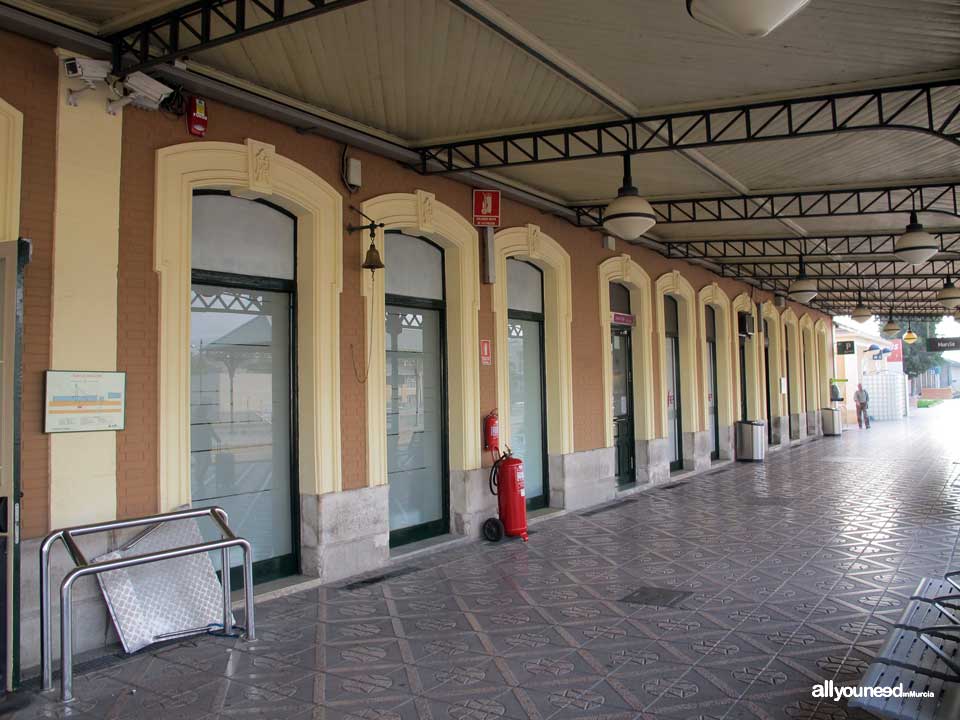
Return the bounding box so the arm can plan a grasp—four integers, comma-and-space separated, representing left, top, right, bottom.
849, 576, 960, 718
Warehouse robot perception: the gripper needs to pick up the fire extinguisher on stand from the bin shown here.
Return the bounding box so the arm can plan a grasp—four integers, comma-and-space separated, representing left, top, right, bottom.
482, 410, 529, 543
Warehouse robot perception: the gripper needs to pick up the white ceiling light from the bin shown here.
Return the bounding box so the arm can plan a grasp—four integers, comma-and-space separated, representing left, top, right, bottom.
787, 257, 817, 304
602, 153, 656, 241
880, 313, 901, 340
894, 211, 939, 266
938, 277, 960, 310
686, 0, 812, 37
850, 292, 872, 323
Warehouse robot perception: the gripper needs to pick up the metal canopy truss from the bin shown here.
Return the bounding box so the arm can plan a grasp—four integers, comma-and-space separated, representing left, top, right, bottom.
719, 259, 958, 282
572, 182, 960, 228
663, 233, 960, 262
417, 80, 960, 173
110, 0, 370, 74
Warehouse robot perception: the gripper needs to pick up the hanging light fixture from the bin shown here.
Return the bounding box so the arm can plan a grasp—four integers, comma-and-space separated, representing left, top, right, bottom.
893, 211, 939, 266
902, 320, 918, 345
685, 0, 812, 37
602, 153, 656, 241
937, 276, 960, 310
787, 256, 817, 304
850, 291, 872, 323
880, 310, 901, 340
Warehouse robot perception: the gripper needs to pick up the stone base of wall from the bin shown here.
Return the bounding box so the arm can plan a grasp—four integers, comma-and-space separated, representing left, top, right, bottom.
20, 535, 119, 675
636, 438, 670, 485
683, 430, 713, 472
450, 468, 496, 539
805, 410, 820, 437
769, 414, 789, 445
789, 413, 807, 441
718, 424, 734, 460
301, 485, 390, 584
549, 447, 616, 511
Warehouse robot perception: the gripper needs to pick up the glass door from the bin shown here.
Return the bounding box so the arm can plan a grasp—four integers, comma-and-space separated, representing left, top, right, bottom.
705, 306, 719, 460
508, 317, 547, 509
190, 191, 299, 586
786, 326, 795, 438
506, 259, 548, 509
738, 313, 749, 422
611, 327, 635, 486
665, 296, 683, 471
190, 283, 297, 584
763, 319, 773, 444
386, 303, 447, 545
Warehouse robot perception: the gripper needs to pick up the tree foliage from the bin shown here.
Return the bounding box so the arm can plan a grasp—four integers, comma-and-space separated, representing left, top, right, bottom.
893, 317, 942, 378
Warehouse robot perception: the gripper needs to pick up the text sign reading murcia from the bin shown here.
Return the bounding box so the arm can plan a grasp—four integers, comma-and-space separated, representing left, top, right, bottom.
926, 337, 960, 352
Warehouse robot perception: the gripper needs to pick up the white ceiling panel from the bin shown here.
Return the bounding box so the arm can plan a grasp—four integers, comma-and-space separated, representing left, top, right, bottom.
651, 219, 801, 241
189, 0, 614, 142
486, 0, 960, 112
29, 0, 188, 26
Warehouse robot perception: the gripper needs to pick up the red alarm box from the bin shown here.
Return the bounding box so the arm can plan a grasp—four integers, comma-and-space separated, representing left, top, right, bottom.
187, 96, 208, 137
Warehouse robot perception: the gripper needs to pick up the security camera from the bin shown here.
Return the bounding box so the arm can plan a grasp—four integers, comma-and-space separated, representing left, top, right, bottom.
107, 71, 174, 114
63, 57, 111, 83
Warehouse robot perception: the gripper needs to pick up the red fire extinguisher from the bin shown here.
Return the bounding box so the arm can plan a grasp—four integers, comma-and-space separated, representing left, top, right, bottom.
482, 450, 528, 543
483, 410, 500, 455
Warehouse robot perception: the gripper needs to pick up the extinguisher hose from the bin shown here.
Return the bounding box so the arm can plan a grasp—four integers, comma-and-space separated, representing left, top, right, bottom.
489, 454, 505, 496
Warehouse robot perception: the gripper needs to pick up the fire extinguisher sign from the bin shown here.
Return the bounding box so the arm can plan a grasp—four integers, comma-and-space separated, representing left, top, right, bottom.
473, 189, 501, 227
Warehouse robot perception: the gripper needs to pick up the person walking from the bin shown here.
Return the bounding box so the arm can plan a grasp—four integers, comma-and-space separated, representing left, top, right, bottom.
854, 383, 871, 429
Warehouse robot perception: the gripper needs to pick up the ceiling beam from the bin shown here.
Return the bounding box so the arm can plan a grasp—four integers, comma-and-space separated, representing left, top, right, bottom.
572, 182, 960, 227
720, 259, 958, 281
110, 0, 372, 75
662, 233, 960, 262
416, 80, 960, 173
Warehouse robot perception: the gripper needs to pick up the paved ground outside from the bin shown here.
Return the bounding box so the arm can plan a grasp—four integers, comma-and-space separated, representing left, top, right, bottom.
10, 401, 960, 720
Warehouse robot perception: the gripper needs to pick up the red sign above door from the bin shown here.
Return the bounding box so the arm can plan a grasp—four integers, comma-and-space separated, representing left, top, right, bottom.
473, 189, 501, 227
611, 312, 635, 326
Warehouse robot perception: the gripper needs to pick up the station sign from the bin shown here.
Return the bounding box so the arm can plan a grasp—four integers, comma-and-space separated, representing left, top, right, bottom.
887, 339, 903, 363
473, 189, 501, 227
611, 312, 635, 326
926, 337, 960, 352
836, 340, 855, 355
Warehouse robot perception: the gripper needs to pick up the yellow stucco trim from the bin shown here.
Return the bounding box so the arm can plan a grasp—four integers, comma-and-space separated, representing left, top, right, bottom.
730, 293, 763, 421
598, 255, 655, 447
655, 270, 700, 435
0, 98, 20, 247
782, 308, 803, 414
50, 61, 123, 527
697, 283, 734, 432
760, 301, 784, 417
360, 192, 481, 487
814, 318, 833, 407
493, 225, 573, 456
155, 140, 343, 510
799, 314, 818, 411
0, 95, 22, 693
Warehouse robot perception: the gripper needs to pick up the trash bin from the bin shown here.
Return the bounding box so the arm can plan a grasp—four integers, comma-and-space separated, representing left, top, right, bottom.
821, 407, 842, 436
735, 420, 766, 462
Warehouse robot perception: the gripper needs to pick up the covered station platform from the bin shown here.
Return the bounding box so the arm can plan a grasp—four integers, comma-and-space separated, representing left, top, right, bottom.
0, 1, 959, 718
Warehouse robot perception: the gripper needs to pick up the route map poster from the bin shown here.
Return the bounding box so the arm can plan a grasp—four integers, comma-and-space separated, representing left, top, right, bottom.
44, 370, 126, 433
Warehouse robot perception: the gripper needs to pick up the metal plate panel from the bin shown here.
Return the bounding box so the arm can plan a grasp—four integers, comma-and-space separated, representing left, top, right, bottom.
95, 518, 227, 654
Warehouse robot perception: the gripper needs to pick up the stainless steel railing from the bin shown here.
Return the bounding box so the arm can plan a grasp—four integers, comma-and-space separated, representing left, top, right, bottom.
40, 507, 256, 702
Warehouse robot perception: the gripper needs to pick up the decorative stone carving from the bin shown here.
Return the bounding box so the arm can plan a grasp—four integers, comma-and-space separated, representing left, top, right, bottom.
245, 138, 275, 194
526, 224, 541, 259
416, 189, 435, 233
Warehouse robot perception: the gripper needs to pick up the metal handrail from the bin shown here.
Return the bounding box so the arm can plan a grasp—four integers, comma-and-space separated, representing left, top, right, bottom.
40, 507, 256, 702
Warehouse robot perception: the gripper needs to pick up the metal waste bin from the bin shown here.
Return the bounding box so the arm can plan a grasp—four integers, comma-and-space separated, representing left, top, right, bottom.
735, 420, 766, 462
821, 407, 842, 436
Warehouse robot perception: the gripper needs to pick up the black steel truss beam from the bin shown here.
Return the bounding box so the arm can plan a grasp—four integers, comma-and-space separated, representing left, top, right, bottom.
719, 259, 958, 282
417, 80, 960, 173
572, 182, 960, 228
110, 0, 371, 75
663, 233, 960, 262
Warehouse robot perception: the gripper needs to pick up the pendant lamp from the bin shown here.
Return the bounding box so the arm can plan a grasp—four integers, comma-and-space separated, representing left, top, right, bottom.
894, 211, 938, 266
850, 291, 871, 323
787, 256, 817, 304
937, 277, 960, 310
602, 153, 656, 241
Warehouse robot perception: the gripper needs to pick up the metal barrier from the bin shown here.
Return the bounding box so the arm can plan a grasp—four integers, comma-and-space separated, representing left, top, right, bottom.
40, 507, 256, 702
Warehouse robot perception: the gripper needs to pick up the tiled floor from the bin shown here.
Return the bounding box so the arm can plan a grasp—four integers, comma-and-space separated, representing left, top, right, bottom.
11, 402, 960, 720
